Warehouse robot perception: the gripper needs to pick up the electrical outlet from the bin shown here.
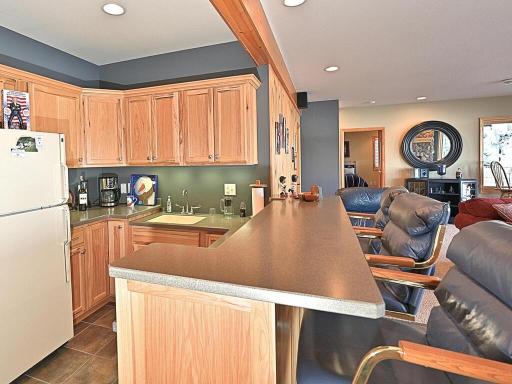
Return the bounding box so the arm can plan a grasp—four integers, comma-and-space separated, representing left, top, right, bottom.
224, 183, 237, 196
121, 183, 128, 194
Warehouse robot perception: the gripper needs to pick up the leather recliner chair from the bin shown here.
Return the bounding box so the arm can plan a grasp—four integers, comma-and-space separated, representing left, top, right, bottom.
338, 187, 408, 228
298, 220, 512, 383
364, 192, 450, 316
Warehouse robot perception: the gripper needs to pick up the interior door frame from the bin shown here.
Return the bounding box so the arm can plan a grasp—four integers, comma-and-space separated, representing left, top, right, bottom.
340, 127, 386, 188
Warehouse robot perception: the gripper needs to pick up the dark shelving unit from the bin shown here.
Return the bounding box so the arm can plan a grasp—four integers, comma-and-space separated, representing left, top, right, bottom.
405, 178, 478, 222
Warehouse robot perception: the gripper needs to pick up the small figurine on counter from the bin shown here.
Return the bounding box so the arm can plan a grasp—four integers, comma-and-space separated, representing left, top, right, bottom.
279, 175, 287, 197
289, 174, 299, 198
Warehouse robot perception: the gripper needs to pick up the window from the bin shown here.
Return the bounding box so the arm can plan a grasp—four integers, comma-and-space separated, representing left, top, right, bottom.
372, 136, 381, 171
480, 117, 512, 190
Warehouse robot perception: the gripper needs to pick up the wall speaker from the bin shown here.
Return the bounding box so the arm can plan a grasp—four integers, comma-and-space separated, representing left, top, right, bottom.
297, 92, 308, 109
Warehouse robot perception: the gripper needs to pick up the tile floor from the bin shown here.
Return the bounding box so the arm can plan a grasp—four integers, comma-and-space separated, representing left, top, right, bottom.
12, 303, 118, 384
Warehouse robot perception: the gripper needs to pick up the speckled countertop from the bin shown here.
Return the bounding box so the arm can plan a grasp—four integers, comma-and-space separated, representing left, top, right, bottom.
109, 197, 385, 318
130, 212, 249, 237
70, 205, 161, 227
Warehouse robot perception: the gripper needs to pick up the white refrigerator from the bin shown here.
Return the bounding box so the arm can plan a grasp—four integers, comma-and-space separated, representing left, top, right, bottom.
0, 130, 73, 383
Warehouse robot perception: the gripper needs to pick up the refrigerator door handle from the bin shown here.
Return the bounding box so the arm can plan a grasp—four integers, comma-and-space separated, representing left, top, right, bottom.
62, 206, 71, 283
60, 163, 69, 204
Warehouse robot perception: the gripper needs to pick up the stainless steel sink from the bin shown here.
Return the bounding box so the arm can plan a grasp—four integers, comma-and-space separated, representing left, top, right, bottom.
147, 215, 206, 225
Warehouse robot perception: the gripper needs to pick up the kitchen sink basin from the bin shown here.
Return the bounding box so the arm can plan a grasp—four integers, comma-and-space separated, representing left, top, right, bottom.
147, 215, 206, 225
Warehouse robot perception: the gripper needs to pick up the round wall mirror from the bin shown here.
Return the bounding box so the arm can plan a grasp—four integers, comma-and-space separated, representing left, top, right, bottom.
401, 121, 462, 170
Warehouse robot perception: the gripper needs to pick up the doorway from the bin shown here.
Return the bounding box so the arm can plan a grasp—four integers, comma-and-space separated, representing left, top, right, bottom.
340, 127, 385, 188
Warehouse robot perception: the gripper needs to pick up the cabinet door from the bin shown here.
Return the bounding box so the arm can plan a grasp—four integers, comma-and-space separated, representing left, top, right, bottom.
214, 85, 247, 164
182, 88, 214, 164
205, 233, 223, 247
125, 96, 152, 165
87, 222, 109, 307
108, 220, 127, 296
0, 72, 17, 91
83, 95, 124, 165
152, 93, 180, 164
70, 247, 87, 319
30, 83, 83, 167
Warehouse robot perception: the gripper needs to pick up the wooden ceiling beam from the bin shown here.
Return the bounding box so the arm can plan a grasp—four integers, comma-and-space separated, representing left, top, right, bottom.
210, 0, 297, 105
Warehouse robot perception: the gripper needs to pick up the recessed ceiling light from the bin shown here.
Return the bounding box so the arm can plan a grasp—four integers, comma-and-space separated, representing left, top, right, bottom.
283, 0, 306, 7
324, 66, 339, 72
370, 100, 376, 104
416, 96, 427, 101
102, 3, 125, 16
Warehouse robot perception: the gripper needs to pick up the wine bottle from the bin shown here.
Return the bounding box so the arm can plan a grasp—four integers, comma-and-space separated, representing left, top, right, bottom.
78, 176, 88, 211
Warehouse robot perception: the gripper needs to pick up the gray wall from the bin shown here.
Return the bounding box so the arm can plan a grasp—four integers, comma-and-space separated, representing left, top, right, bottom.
0, 26, 100, 87
300, 100, 340, 196
99, 42, 255, 86
0, 26, 269, 214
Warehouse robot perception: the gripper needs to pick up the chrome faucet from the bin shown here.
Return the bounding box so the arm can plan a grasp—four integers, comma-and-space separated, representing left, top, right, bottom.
182, 189, 189, 214
175, 189, 200, 215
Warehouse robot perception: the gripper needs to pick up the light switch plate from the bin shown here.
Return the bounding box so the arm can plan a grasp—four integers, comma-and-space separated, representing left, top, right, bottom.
121, 183, 128, 194
224, 183, 237, 196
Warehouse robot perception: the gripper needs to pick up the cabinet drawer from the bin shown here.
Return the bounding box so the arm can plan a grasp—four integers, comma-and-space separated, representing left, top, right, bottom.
132, 226, 200, 247
70, 227, 86, 249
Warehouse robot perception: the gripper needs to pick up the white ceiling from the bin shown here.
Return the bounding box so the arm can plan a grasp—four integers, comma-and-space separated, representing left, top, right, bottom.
261, 0, 512, 107
0, 0, 235, 65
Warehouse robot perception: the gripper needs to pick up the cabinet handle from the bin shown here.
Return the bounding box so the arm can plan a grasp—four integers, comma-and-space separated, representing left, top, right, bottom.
152, 155, 157, 160
208, 155, 213, 160
214, 154, 219, 160
118, 157, 122, 162
79, 157, 83, 163
118, 225, 123, 229
147, 156, 151, 160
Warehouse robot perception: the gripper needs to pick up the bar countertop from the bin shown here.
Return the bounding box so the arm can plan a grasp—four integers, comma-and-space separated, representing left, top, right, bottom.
109, 197, 385, 318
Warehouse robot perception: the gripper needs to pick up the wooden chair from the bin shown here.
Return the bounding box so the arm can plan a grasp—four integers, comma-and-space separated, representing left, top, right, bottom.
490, 161, 512, 197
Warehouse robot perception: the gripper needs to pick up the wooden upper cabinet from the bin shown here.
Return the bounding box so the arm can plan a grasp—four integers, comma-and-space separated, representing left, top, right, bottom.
182, 88, 214, 164
125, 96, 152, 165
83, 93, 124, 166
29, 83, 83, 167
0, 72, 18, 91
87, 222, 109, 307
214, 85, 246, 164
152, 92, 180, 165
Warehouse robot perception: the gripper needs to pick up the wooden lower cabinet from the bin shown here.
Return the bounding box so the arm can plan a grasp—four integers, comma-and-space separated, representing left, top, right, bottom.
87, 222, 109, 307
108, 220, 127, 295
131, 226, 226, 251
205, 233, 223, 247
115, 279, 303, 384
70, 222, 110, 322
131, 226, 201, 250
70, 246, 87, 318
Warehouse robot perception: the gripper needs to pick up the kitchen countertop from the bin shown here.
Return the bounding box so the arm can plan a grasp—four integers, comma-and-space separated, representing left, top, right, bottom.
70, 205, 161, 227
109, 197, 385, 318
130, 212, 249, 239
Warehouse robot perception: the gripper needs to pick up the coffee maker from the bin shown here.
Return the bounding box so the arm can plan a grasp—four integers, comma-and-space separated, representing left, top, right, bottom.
98, 173, 121, 207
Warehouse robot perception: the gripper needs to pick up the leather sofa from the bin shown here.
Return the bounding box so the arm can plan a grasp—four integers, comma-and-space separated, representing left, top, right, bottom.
298, 220, 512, 383
364, 192, 450, 315
454, 197, 512, 229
